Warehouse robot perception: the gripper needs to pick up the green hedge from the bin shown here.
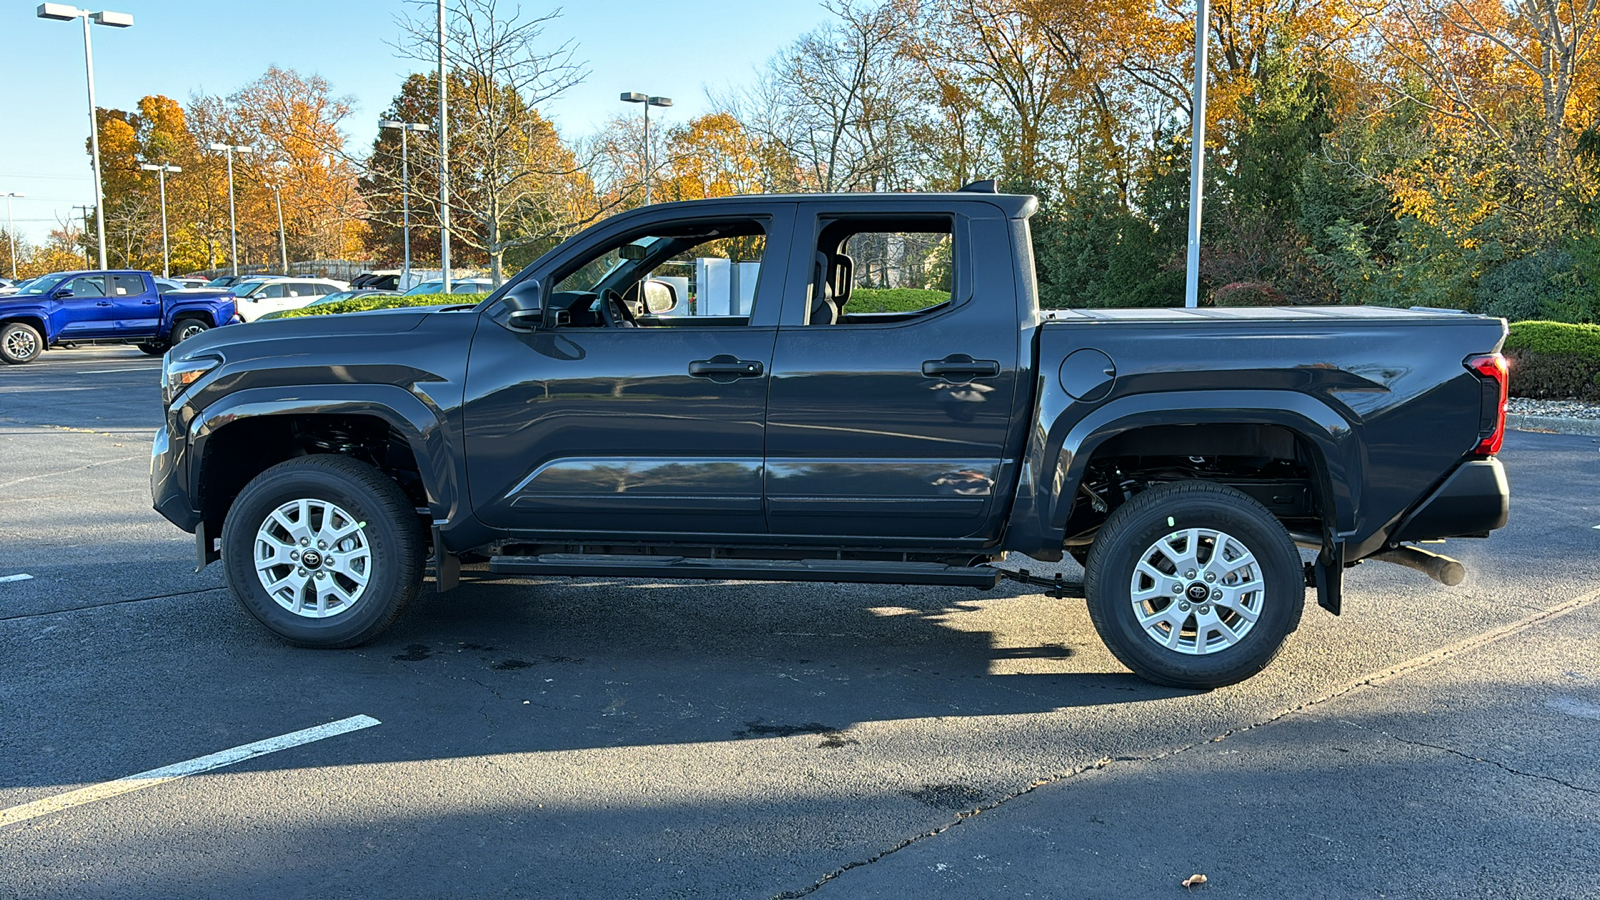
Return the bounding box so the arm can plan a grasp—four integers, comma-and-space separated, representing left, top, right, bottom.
848, 287, 950, 313
1503, 320, 1600, 400
260, 293, 489, 320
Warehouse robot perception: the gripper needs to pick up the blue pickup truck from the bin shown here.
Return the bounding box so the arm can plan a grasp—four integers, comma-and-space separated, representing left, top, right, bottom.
0, 269, 238, 364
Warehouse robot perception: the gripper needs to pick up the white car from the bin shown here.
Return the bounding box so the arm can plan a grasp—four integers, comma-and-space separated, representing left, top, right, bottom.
233, 278, 350, 322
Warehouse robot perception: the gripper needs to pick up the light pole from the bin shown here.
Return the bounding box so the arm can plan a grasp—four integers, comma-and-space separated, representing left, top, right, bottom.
207, 142, 253, 276
138, 163, 179, 278
265, 182, 287, 274
1184, 0, 1209, 309
380, 119, 431, 289
37, 4, 133, 272
620, 92, 672, 206
4, 192, 22, 280
437, 0, 451, 292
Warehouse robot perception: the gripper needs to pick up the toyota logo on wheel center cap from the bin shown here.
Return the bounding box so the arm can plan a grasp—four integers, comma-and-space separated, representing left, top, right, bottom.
1185, 583, 1210, 602
300, 550, 323, 568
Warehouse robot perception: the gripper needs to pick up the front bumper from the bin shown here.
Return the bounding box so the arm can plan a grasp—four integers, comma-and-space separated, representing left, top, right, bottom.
1392, 458, 1509, 542
150, 423, 200, 532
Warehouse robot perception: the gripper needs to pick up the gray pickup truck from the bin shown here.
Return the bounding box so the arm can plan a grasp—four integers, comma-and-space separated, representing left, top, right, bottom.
151, 187, 1510, 687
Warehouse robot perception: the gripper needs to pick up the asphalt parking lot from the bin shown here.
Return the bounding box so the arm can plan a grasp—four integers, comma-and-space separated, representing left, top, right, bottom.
2, 346, 1597, 899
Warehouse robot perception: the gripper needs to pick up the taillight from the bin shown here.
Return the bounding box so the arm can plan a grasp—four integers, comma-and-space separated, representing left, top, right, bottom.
1465, 353, 1508, 455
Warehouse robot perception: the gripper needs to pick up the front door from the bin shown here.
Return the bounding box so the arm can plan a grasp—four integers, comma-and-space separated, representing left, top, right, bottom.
52, 275, 117, 339
763, 210, 1024, 544
463, 205, 793, 540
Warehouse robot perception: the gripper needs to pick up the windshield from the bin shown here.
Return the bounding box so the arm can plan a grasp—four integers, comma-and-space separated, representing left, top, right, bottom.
17, 274, 66, 296
235, 281, 276, 298
402, 281, 443, 296
554, 238, 666, 294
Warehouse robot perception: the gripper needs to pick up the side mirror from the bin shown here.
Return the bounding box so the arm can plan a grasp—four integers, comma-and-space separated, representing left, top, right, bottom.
642, 279, 678, 314
53, 288, 75, 299
499, 278, 543, 329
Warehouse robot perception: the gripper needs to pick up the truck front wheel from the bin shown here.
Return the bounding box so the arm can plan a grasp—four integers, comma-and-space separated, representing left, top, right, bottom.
221, 455, 423, 648
1, 322, 43, 364
1084, 481, 1304, 689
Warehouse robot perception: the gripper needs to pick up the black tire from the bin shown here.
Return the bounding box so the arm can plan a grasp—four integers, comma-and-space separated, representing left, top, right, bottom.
1, 322, 44, 364
1084, 481, 1304, 689
222, 454, 423, 648
170, 318, 211, 345
137, 341, 168, 356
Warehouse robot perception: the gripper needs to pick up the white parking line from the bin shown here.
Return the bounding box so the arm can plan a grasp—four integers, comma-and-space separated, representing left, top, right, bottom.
0, 714, 381, 829
74, 368, 159, 375
0, 574, 33, 583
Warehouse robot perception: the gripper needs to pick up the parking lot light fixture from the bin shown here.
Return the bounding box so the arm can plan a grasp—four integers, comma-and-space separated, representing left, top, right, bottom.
380, 120, 431, 289
37, 4, 134, 272
4, 192, 22, 280
138, 164, 179, 278
207, 142, 254, 276
620, 92, 672, 206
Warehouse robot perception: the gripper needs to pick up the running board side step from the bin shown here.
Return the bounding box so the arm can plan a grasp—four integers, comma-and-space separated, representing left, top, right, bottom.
488, 553, 1005, 588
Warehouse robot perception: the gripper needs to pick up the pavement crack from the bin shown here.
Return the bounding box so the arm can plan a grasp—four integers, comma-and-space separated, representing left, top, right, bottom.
1380, 732, 1599, 795
770, 758, 1114, 899
0, 587, 227, 622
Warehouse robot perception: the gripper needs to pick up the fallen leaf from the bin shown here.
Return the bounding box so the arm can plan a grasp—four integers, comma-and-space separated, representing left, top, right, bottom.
1182, 873, 1208, 888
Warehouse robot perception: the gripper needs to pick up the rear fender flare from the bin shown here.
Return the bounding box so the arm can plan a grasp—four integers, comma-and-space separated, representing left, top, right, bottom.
186, 384, 459, 525
1029, 390, 1360, 541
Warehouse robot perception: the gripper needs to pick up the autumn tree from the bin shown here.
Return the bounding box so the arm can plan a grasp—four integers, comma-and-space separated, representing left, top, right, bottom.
390, 0, 592, 284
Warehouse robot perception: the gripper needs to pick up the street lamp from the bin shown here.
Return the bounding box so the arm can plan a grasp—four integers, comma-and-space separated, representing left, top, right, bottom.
265, 182, 287, 274
37, 4, 133, 272
380, 119, 431, 289
620, 92, 671, 206
207, 142, 254, 276
138, 163, 180, 278
437, 0, 451, 293
3, 192, 22, 280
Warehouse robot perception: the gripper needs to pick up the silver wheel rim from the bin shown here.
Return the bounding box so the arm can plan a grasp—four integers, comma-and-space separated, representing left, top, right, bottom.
253, 498, 372, 619
4, 328, 38, 360
1129, 527, 1263, 655
176, 323, 206, 342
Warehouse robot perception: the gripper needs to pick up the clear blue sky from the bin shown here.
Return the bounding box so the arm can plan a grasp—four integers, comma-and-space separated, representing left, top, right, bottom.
0, 0, 833, 243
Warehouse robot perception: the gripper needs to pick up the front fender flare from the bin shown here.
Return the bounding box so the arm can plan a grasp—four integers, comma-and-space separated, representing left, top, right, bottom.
186, 384, 460, 525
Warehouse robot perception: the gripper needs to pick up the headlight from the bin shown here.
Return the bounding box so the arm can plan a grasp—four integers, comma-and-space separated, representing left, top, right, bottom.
163, 355, 220, 406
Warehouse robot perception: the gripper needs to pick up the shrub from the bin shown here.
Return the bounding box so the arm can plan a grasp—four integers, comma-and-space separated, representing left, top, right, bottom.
261, 293, 489, 320
1503, 320, 1600, 400
848, 287, 950, 313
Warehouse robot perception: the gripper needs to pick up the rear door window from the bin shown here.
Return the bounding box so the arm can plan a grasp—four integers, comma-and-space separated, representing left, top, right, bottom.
111, 274, 146, 296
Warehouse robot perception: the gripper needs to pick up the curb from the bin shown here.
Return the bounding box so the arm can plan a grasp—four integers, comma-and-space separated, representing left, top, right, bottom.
1508, 414, 1600, 437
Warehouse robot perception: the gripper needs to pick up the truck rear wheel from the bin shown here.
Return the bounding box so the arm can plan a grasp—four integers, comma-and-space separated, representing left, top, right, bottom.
221, 455, 423, 648
170, 318, 210, 345
1, 322, 43, 364
1084, 481, 1304, 689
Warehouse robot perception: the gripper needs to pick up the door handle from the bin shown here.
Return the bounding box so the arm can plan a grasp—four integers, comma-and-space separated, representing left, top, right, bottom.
689, 355, 764, 380
922, 354, 1000, 380
95, 301, 112, 307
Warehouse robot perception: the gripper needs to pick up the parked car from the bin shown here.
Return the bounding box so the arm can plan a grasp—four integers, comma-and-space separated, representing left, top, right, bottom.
305, 289, 401, 308
232, 277, 350, 322
0, 277, 17, 294
169, 276, 212, 290
349, 271, 402, 291
401, 277, 493, 296
0, 269, 237, 363
151, 188, 1511, 688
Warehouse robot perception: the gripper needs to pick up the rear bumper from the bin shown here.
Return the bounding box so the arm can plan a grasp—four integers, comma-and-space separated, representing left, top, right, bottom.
1392, 458, 1509, 542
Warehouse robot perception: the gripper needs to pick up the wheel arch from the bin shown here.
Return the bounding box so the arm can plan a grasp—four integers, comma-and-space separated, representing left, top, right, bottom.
186, 385, 460, 539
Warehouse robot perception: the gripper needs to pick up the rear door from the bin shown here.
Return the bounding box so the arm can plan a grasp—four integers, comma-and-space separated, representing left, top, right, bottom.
763, 205, 1025, 544
109, 272, 159, 335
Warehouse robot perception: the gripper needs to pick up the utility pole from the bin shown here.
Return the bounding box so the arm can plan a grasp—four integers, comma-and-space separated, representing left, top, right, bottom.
139, 162, 180, 278
71, 204, 93, 268
3, 192, 22, 280
1184, 0, 1209, 309
267, 182, 287, 274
